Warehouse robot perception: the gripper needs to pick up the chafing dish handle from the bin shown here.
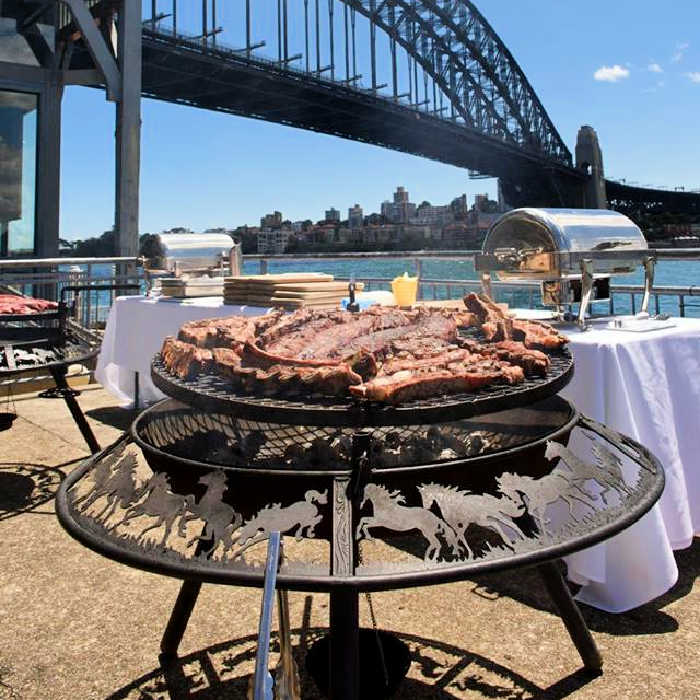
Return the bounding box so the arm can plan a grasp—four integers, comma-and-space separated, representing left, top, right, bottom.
641, 256, 656, 315
577, 260, 594, 330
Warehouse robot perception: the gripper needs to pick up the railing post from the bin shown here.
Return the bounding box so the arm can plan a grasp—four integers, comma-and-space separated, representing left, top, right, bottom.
261, 259, 268, 274
654, 295, 660, 315
630, 293, 636, 315
679, 295, 685, 317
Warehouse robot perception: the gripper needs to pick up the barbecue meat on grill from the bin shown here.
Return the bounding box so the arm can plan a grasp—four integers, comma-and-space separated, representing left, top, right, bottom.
464, 293, 568, 350
0, 294, 58, 315
160, 296, 567, 403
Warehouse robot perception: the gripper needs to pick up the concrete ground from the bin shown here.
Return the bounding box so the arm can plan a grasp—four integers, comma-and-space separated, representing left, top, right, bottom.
0, 385, 697, 700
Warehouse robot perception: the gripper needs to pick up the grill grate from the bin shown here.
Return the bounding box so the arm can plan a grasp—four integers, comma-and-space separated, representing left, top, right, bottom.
151, 348, 573, 427
133, 396, 574, 473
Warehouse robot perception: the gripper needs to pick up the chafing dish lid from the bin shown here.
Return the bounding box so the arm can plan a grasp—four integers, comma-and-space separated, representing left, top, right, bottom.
482, 208, 647, 256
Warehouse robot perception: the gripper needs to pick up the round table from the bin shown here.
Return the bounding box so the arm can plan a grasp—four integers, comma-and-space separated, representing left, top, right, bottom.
559, 316, 700, 611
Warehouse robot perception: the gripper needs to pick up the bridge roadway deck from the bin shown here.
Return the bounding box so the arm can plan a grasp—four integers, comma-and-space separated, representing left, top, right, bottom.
137, 31, 583, 193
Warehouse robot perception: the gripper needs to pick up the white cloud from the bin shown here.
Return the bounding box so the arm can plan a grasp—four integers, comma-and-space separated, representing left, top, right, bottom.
594, 64, 630, 82
672, 41, 689, 63
685, 72, 700, 83
648, 62, 663, 73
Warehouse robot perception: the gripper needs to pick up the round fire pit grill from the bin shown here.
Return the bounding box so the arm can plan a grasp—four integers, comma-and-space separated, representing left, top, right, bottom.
57, 340, 664, 700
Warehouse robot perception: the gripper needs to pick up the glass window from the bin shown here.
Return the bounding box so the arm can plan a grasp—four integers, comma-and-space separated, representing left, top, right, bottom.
0, 90, 38, 256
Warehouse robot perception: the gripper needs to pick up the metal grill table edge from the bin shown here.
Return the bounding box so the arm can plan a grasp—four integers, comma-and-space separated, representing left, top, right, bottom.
56, 350, 664, 699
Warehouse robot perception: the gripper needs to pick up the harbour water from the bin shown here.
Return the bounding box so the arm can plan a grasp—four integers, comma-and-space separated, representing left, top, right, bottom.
70, 258, 700, 320
242, 258, 700, 318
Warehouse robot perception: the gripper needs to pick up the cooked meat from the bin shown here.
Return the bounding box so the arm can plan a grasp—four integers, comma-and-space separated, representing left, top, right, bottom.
0, 294, 58, 315
464, 292, 568, 350
160, 297, 565, 403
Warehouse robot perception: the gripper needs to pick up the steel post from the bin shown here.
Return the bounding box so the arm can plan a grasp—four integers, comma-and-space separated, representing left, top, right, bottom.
538, 561, 603, 672
329, 589, 360, 700
159, 580, 202, 661
115, 0, 141, 259
49, 366, 100, 454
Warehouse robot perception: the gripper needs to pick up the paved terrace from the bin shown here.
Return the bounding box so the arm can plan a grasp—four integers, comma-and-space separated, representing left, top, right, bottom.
1, 385, 697, 700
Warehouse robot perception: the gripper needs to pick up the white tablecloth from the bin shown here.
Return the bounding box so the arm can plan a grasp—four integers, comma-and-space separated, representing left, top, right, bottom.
560, 317, 700, 611
95, 296, 273, 406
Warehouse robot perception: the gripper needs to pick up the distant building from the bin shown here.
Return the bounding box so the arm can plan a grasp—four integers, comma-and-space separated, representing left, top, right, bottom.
325, 207, 340, 222
381, 186, 416, 223
260, 211, 283, 230
291, 221, 304, 233
257, 228, 293, 254
413, 203, 453, 226
348, 203, 364, 229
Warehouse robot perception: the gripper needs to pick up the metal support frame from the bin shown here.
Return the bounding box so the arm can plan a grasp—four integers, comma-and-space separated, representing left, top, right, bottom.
48, 365, 100, 453
538, 561, 603, 671
63, 0, 121, 100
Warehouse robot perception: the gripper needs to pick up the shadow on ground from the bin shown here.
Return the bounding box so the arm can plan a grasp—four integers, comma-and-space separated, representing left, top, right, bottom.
468, 538, 699, 636
85, 405, 138, 433
0, 461, 78, 521
106, 627, 599, 700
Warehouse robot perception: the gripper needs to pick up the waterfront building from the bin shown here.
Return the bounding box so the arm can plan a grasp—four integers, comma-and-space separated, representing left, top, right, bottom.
413, 203, 454, 226
325, 207, 341, 222
381, 186, 417, 223
260, 211, 283, 230
348, 204, 364, 229
257, 228, 293, 254
292, 221, 304, 233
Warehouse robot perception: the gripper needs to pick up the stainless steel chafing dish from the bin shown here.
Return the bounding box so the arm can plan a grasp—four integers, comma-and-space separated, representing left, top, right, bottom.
146, 233, 242, 278
475, 208, 655, 328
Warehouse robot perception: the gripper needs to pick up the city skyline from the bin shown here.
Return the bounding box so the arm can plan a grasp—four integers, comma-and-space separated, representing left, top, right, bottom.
58, 1, 700, 240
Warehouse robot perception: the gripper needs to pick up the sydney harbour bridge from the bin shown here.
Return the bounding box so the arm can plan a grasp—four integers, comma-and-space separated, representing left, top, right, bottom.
4, 1, 700, 255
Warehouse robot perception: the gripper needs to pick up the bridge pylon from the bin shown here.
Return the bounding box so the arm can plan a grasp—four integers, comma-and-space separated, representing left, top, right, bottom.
576, 126, 608, 209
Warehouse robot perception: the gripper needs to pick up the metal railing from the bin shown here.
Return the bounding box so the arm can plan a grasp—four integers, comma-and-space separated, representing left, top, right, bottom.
249, 248, 700, 318
0, 257, 144, 329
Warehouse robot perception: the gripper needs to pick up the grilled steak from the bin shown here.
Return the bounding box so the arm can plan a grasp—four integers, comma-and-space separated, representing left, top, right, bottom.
160, 296, 567, 403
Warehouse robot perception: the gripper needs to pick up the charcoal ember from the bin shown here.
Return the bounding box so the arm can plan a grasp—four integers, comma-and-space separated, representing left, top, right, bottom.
238, 431, 266, 460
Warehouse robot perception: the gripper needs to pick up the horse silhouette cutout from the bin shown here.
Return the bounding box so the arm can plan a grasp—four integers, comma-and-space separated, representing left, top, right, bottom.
114, 472, 194, 548
356, 483, 460, 562
92, 454, 142, 523
232, 489, 327, 558
496, 468, 598, 537
186, 470, 243, 558
72, 446, 126, 510
418, 483, 526, 559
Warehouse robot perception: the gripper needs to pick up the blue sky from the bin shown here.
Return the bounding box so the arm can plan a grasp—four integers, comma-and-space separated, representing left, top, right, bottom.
59, 0, 700, 239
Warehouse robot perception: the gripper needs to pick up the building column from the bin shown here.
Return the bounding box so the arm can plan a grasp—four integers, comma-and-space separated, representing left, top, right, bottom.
35, 73, 62, 257
114, 0, 142, 258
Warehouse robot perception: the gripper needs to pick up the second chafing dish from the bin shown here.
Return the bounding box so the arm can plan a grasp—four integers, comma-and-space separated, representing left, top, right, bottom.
475, 208, 655, 328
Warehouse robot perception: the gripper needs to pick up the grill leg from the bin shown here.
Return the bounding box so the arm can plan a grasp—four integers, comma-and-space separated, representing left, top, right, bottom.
49, 366, 100, 454
329, 589, 360, 700
159, 580, 202, 663
538, 560, 603, 672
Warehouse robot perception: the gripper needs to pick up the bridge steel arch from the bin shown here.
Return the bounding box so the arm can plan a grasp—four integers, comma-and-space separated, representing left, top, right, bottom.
61, 0, 588, 205
342, 0, 572, 168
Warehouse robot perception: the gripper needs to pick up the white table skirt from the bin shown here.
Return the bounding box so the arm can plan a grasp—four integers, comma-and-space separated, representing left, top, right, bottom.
94, 296, 273, 406
96, 300, 699, 611
560, 317, 700, 612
